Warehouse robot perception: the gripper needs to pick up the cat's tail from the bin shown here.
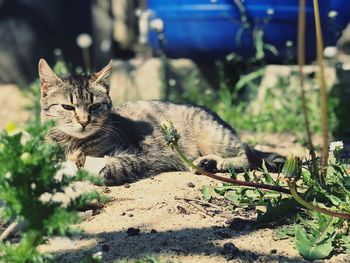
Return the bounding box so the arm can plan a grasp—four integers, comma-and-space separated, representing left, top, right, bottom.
244, 144, 286, 173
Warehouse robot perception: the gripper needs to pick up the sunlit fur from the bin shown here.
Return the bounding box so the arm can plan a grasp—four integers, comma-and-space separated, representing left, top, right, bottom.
39, 59, 285, 185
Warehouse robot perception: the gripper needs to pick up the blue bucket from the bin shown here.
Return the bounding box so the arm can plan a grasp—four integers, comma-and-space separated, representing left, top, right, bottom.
147, 0, 350, 62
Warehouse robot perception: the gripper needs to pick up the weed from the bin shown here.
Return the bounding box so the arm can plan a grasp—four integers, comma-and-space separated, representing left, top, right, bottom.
162, 121, 350, 260
0, 56, 106, 263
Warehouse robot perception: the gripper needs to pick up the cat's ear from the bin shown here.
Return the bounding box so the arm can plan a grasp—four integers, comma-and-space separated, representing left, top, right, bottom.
38, 58, 63, 97
93, 60, 112, 86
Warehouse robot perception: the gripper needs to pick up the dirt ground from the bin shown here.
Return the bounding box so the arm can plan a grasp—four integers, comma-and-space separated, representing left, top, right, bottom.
37, 133, 348, 263
2, 85, 350, 263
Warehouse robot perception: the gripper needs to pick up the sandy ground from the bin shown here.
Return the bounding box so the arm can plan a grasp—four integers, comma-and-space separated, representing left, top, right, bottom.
0, 85, 31, 128
38, 133, 349, 263
2, 85, 350, 262
41, 171, 301, 263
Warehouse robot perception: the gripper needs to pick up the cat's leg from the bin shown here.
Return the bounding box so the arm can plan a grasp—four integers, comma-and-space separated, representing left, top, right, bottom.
192, 110, 250, 173
193, 151, 249, 173
99, 153, 148, 185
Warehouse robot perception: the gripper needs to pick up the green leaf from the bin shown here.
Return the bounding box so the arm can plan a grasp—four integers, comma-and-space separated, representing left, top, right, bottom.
340, 235, 350, 253
257, 198, 297, 224
261, 160, 274, 184
282, 156, 302, 179
295, 225, 334, 260
213, 186, 235, 195
275, 225, 295, 240
224, 191, 241, 206
201, 186, 213, 201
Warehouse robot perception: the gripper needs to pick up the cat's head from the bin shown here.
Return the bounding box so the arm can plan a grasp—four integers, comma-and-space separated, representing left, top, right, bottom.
39, 59, 113, 139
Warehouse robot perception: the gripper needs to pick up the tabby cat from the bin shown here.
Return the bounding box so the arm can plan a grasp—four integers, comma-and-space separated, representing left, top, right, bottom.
39, 59, 284, 185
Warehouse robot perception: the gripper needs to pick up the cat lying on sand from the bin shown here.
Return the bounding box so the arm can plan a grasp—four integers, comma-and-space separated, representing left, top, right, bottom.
39, 59, 284, 185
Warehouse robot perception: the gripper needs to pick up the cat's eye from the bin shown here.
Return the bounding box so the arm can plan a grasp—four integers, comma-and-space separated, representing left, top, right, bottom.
89, 103, 101, 111
61, 104, 75, 111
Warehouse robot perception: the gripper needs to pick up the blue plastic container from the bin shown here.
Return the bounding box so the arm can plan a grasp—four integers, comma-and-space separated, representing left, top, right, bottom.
147, 0, 350, 62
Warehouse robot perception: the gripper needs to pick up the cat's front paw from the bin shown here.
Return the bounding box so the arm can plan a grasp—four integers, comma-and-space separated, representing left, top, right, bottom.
192, 155, 220, 174
99, 161, 132, 186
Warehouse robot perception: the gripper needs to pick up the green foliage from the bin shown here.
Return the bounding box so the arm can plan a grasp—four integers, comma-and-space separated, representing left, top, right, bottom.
203, 170, 298, 224
294, 213, 336, 260
200, 145, 350, 260
168, 62, 339, 136
0, 122, 105, 262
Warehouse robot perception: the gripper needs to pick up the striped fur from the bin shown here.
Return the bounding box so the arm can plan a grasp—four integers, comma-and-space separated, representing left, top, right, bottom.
39, 59, 284, 185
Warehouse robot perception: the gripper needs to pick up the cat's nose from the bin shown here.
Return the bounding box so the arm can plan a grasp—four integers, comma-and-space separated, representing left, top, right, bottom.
79, 120, 89, 128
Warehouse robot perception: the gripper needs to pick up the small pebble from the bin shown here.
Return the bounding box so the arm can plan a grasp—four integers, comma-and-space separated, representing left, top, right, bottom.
123, 183, 131, 188
79, 210, 93, 221
102, 187, 111, 193
186, 182, 195, 188
177, 205, 190, 215
270, 249, 277, 254
128, 214, 134, 217
126, 227, 140, 236
120, 212, 126, 216
150, 229, 157, 234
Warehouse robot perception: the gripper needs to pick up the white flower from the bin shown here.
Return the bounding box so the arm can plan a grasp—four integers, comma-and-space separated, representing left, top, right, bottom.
92, 251, 103, 260
328, 10, 338, 18
30, 183, 36, 190
286, 40, 293, 47
39, 192, 53, 204
4, 172, 11, 179
20, 152, 32, 164
324, 46, 337, 58
266, 8, 274, 15
329, 141, 344, 152
54, 161, 78, 182
76, 33, 92, 48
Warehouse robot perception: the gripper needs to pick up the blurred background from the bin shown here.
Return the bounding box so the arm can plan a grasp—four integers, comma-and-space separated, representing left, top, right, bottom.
1, 0, 350, 138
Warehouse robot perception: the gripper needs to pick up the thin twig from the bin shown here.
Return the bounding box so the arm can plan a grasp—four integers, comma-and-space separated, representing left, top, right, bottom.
174, 196, 222, 210
174, 196, 235, 219
313, 0, 329, 178
298, 0, 319, 181
186, 201, 215, 217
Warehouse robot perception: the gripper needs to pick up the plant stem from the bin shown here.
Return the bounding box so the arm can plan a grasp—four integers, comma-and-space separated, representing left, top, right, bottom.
172, 143, 291, 195
234, 67, 265, 92
82, 48, 91, 73
313, 0, 329, 178
298, 0, 319, 181
288, 180, 350, 219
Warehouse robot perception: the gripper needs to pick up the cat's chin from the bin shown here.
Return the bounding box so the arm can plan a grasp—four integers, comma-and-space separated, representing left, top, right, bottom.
61, 128, 97, 139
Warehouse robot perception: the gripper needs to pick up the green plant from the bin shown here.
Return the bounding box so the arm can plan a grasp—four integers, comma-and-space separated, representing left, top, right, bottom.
0, 121, 106, 262
162, 120, 350, 260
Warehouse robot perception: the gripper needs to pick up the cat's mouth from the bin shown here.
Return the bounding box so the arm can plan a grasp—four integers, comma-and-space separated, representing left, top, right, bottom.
60, 124, 98, 139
